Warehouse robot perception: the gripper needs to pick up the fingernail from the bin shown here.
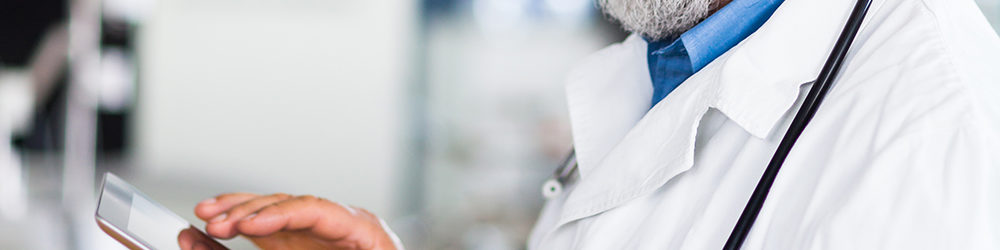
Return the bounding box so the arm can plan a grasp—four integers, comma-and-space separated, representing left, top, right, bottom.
199, 198, 216, 205
210, 213, 227, 222
241, 213, 257, 221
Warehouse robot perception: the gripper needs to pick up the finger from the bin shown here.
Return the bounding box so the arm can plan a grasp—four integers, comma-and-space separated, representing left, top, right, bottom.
205, 193, 295, 239
203, 235, 229, 250
192, 242, 210, 250
178, 227, 198, 250
236, 196, 363, 240
195, 193, 259, 221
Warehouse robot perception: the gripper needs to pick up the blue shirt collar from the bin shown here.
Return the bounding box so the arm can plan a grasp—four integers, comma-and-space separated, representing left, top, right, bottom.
679, 0, 784, 71
644, 0, 783, 107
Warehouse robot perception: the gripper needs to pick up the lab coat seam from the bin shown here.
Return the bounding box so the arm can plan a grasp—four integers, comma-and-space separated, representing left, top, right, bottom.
913, 0, 1000, 165
913, 0, 969, 93
884, 1, 978, 143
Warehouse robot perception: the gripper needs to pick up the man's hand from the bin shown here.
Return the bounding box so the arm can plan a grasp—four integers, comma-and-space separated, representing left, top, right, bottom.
180, 193, 398, 250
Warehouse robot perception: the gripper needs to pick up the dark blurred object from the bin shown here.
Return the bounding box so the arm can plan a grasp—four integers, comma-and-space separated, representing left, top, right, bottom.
11, 73, 67, 152
7, 0, 138, 155
4, 0, 69, 152
0, 0, 67, 66
424, 0, 461, 15
96, 110, 130, 154
95, 17, 137, 155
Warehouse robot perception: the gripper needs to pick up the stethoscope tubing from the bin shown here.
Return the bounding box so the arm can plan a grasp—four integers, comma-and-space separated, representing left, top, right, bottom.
722, 0, 873, 249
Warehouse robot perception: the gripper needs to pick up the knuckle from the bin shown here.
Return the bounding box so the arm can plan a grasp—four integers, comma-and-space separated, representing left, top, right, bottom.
297, 194, 320, 203
272, 193, 293, 199
217, 192, 254, 201
227, 204, 252, 215
229, 201, 264, 214
215, 193, 239, 200
258, 203, 281, 213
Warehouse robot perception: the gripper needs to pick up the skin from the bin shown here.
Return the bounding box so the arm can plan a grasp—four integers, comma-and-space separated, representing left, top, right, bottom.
178, 193, 396, 250
712, 0, 733, 13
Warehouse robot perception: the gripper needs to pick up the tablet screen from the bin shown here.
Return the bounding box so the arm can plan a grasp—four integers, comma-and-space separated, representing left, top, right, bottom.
96, 173, 192, 250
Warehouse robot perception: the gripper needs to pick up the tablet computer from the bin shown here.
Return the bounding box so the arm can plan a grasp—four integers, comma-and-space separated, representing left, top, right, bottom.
95, 172, 226, 250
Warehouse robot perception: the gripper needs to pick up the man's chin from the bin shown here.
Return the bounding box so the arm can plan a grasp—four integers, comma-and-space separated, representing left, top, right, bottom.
598, 0, 714, 40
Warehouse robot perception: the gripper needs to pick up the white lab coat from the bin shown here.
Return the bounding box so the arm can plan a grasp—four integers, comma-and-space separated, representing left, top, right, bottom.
528, 0, 1000, 249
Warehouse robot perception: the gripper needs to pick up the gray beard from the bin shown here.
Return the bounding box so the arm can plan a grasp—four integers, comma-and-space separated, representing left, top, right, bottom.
598, 0, 715, 41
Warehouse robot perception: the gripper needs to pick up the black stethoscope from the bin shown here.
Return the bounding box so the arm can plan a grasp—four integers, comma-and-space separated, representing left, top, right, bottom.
542, 0, 873, 249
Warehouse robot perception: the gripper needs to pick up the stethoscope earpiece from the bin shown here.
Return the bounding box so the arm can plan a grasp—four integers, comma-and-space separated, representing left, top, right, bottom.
543, 149, 577, 199
542, 178, 563, 199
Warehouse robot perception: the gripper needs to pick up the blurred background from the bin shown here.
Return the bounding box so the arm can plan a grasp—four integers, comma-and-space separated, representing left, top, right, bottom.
0, 0, 996, 249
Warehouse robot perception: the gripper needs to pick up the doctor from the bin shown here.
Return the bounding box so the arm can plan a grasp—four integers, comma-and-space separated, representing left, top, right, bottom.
182, 0, 1000, 249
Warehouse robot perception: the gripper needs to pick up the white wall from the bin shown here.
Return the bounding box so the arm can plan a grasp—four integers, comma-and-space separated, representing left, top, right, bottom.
135, 0, 415, 217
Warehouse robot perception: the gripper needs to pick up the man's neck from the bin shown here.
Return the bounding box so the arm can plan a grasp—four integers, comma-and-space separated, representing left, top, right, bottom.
711, 0, 734, 15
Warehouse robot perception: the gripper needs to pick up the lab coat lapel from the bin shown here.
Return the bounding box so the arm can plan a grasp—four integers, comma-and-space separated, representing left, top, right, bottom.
556, 0, 863, 229
564, 34, 654, 180
559, 52, 717, 227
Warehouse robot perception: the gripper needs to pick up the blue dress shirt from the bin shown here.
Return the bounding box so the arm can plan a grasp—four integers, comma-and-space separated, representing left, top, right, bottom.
647, 0, 784, 107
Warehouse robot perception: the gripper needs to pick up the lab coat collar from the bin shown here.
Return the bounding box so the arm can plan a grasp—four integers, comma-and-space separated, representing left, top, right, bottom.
557, 0, 866, 228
